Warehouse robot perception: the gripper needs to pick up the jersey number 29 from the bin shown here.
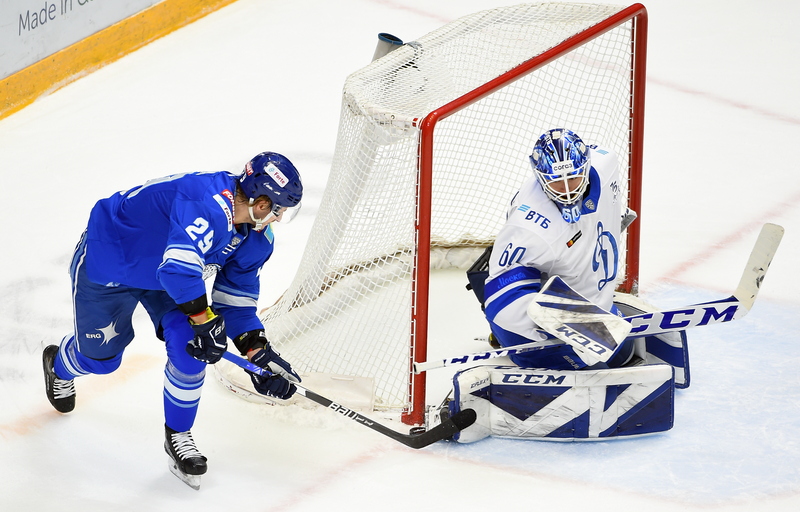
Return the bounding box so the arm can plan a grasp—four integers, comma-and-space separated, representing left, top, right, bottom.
185, 217, 214, 254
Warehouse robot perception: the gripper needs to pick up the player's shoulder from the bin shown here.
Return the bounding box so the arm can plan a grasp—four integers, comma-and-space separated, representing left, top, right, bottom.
178, 170, 236, 192
588, 145, 619, 176
505, 177, 559, 229
176, 172, 238, 232
497, 199, 561, 256
588, 144, 616, 157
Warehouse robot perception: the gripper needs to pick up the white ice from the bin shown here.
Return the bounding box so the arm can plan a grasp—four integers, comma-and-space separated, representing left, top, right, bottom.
1, 0, 799, 510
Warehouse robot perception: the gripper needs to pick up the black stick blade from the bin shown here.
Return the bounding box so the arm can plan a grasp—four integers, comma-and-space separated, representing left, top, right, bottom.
399, 408, 477, 449
451, 408, 478, 430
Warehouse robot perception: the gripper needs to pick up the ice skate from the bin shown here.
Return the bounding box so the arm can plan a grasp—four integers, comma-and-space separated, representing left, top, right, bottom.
165, 425, 207, 490
42, 345, 76, 413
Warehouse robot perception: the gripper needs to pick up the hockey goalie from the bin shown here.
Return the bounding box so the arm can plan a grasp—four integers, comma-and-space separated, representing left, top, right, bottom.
431, 128, 692, 443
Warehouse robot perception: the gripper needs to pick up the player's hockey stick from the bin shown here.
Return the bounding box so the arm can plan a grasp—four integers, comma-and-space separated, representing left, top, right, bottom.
221, 351, 476, 448
415, 223, 784, 372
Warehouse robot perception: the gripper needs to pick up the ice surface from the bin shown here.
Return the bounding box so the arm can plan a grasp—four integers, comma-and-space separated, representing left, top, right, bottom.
1, 0, 798, 510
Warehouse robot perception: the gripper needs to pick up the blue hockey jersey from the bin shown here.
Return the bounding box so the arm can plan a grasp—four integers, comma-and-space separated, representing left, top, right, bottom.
83, 171, 273, 337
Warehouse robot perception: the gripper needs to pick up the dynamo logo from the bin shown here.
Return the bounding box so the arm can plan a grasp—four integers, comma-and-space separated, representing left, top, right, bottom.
592, 221, 618, 291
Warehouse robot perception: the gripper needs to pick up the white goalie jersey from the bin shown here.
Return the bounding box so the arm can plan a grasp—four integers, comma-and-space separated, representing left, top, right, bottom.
483, 145, 624, 360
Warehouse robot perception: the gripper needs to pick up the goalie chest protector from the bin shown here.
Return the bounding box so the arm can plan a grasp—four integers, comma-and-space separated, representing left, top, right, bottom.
448, 364, 674, 443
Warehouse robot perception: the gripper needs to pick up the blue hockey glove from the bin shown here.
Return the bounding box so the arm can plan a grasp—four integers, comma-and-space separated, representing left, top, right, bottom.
248, 341, 301, 400
186, 307, 227, 364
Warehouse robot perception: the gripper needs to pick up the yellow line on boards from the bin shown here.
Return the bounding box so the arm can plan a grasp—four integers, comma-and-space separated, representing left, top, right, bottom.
0, 0, 241, 121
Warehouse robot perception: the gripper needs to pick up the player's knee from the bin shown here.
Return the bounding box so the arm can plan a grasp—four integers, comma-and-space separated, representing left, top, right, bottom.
78, 351, 123, 375
605, 338, 635, 368
59, 335, 124, 375
169, 344, 207, 375
161, 309, 206, 375
510, 345, 587, 370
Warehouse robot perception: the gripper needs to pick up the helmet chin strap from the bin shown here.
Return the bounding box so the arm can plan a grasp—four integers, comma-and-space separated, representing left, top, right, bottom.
248, 199, 276, 230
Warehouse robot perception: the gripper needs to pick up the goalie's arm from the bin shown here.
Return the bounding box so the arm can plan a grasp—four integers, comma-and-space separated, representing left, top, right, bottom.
530, 224, 784, 340
416, 223, 784, 373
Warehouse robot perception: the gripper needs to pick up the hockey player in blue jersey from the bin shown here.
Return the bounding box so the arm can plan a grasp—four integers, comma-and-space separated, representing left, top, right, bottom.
474, 128, 635, 370
42, 151, 304, 489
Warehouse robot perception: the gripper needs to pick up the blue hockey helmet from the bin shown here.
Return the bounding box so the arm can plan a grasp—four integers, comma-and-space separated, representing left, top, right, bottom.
240, 152, 303, 228
529, 129, 590, 223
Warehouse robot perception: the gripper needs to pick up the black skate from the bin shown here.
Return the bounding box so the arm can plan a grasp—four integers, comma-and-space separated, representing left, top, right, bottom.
42, 345, 75, 413
165, 425, 207, 490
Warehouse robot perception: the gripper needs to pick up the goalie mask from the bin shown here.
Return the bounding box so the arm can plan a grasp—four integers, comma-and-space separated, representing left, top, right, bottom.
240, 152, 303, 229
529, 129, 590, 223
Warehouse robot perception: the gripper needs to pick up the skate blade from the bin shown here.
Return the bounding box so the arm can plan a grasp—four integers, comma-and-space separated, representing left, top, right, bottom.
168, 459, 201, 490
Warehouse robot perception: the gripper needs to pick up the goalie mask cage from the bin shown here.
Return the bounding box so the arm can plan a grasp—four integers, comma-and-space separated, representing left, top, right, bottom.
240, 3, 646, 424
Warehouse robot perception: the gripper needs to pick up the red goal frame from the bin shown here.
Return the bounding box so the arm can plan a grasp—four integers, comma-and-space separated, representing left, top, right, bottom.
406, 4, 648, 425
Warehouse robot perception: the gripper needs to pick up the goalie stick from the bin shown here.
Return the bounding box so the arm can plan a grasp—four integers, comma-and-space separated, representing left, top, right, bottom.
415, 223, 784, 373
220, 351, 476, 449
625, 222, 783, 333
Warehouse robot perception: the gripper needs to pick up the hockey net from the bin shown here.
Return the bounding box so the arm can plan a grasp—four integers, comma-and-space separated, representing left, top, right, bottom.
216, 2, 647, 424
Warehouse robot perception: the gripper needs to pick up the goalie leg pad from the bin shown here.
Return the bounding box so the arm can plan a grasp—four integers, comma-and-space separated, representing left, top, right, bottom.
446, 364, 674, 443
615, 293, 690, 388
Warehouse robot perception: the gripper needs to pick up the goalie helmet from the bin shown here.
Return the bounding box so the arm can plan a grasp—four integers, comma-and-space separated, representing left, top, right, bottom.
529, 129, 590, 223
240, 152, 303, 228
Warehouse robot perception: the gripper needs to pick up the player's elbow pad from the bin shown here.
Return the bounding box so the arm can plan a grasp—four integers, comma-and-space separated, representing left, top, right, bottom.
177, 294, 209, 317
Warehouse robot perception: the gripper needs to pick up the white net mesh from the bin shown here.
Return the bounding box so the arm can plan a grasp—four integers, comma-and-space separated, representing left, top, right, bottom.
231, 3, 642, 413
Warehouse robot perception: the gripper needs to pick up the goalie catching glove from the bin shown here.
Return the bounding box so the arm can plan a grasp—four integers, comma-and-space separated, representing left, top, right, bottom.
235, 330, 301, 400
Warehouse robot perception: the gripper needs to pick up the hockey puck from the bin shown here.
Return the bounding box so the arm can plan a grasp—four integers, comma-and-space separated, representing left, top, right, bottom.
409, 427, 426, 435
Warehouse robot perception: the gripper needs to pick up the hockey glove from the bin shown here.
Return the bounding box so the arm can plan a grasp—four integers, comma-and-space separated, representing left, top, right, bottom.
186, 307, 227, 364
247, 338, 301, 400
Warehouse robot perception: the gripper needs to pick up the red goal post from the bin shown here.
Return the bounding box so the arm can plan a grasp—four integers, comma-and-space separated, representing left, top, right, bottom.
411, 4, 647, 424
215, 3, 648, 427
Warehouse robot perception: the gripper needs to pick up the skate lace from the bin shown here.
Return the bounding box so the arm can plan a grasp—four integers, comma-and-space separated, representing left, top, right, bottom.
52, 378, 75, 400
170, 431, 203, 460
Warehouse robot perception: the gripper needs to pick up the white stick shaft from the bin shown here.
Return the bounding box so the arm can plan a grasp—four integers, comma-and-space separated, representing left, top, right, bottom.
733, 222, 784, 311
413, 341, 543, 374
